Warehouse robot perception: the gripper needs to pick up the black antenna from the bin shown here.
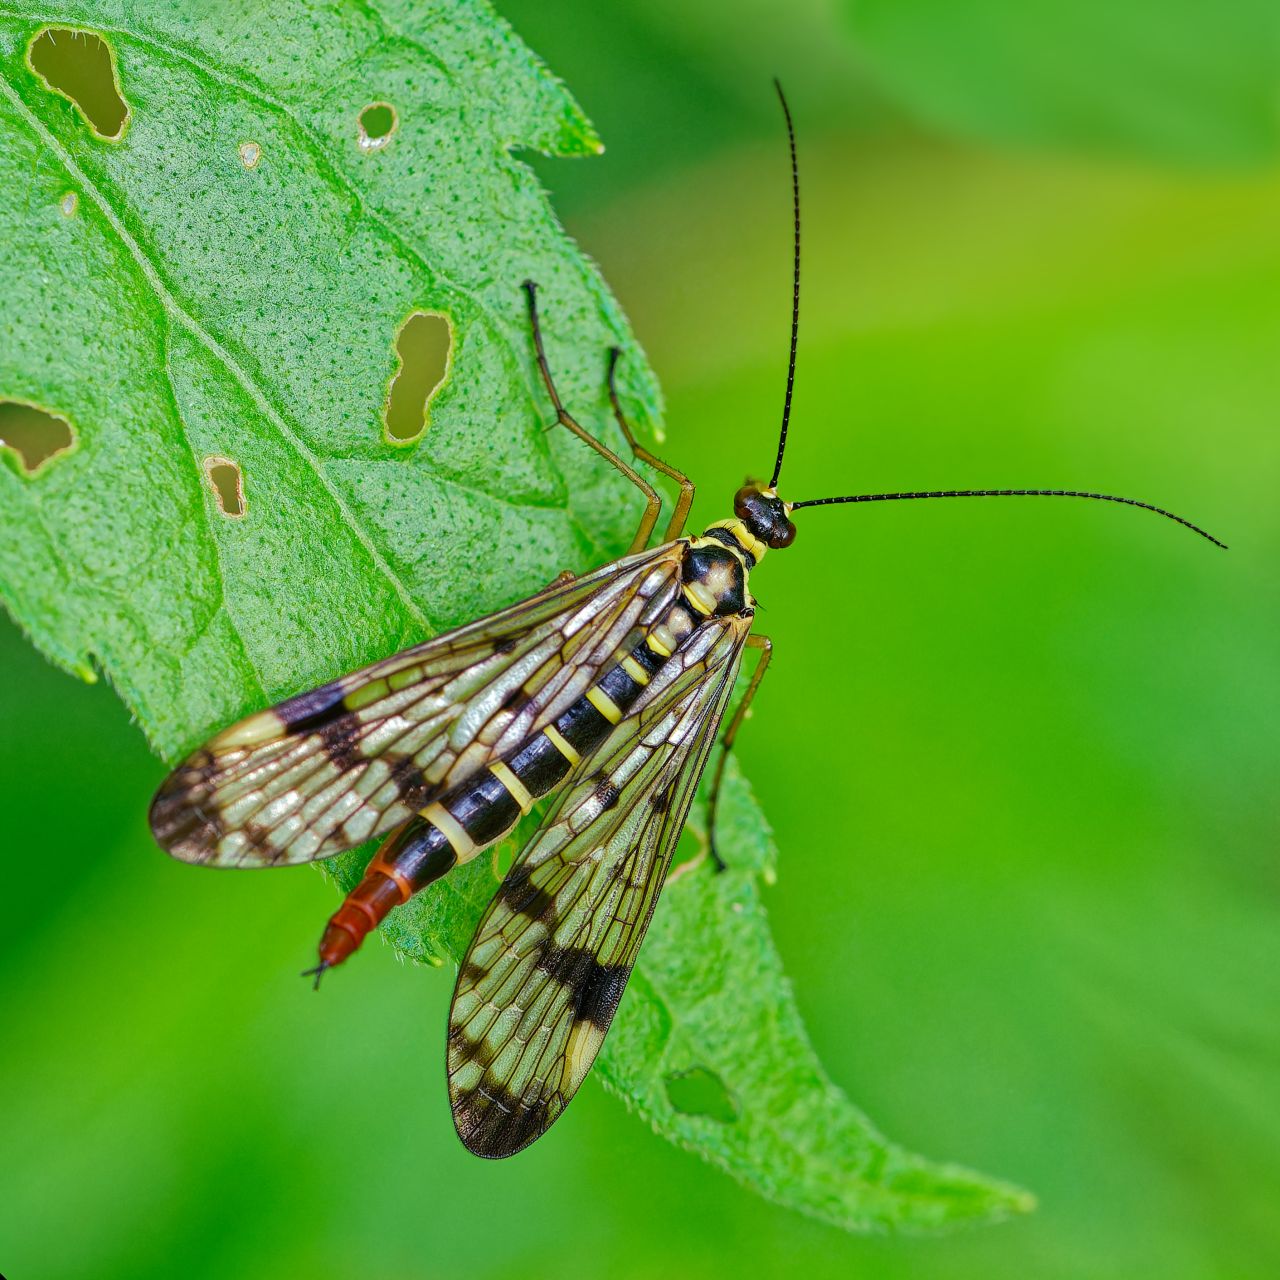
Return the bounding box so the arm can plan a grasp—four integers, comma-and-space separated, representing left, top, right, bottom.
790, 488, 1227, 548
768, 78, 800, 491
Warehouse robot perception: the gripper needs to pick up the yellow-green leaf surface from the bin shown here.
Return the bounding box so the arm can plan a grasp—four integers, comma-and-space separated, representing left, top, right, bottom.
0, 1, 1028, 1230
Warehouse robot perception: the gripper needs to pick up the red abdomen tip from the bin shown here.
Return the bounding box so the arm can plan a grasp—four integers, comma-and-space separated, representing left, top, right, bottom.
315, 866, 408, 970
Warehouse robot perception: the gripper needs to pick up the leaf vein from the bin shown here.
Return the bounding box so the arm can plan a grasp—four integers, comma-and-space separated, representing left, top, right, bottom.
0, 70, 435, 638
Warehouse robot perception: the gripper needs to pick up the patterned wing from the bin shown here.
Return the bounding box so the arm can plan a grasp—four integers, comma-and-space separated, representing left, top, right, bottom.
448, 611, 752, 1157
150, 544, 685, 867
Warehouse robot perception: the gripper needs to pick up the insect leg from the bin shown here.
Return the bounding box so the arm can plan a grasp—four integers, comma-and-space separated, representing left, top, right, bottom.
532, 568, 577, 597
607, 346, 695, 541
524, 280, 660, 555
707, 632, 772, 871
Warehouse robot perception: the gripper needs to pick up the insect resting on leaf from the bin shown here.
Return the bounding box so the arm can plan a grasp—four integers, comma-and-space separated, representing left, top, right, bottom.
148, 82, 1226, 1159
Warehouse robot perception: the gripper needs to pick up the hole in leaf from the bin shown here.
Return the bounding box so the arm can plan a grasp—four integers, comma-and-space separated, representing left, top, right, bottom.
28, 27, 130, 142
664, 1067, 738, 1123
238, 141, 261, 169
203, 456, 245, 517
0, 401, 76, 474
490, 838, 517, 881
384, 311, 453, 445
357, 101, 398, 152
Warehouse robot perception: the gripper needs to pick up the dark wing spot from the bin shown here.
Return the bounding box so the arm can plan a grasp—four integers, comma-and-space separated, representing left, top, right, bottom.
388, 755, 429, 805
453, 1084, 553, 1160
457, 960, 487, 992
501, 685, 532, 714
651, 785, 672, 814
317, 722, 364, 771
240, 819, 280, 863
281, 680, 349, 735
494, 636, 519, 656
594, 778, 621, 810
453, 1030, 496, 1071
149, 755, 228, 858
536, 945, 631, 1029
149, 768, 223, 859
498, 865, 558, 923
574, 964, 630, 1029
447, 1023, 498, 1072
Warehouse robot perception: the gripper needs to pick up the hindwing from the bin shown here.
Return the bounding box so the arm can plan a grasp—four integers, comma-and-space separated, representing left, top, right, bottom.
448, 611, 752, 1157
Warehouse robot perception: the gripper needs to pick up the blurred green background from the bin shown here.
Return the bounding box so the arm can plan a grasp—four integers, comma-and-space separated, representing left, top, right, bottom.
2, 2, 1278, 1276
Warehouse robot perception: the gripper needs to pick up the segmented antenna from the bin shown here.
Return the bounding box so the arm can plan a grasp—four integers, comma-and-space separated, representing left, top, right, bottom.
768, 78, 801, 491
789, 488, 1227, 548
757, 87, 1223, 553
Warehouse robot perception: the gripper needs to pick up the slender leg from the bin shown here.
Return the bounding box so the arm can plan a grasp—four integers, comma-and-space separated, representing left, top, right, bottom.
607, 346, 695, 542
524, 281, 660, 555
534, 569, 577, 595
707, 632, 772, 871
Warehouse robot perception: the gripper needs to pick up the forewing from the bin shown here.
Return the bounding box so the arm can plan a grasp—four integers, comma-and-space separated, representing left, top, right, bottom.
448, 613, 751, 1157
150, 544, 684, 867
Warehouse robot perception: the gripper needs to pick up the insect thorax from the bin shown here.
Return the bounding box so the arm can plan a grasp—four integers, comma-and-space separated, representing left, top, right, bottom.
681, 525, 760, 619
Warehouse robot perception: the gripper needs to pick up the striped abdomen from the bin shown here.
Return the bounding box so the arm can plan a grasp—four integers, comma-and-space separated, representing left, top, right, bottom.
315, 595, 704, 969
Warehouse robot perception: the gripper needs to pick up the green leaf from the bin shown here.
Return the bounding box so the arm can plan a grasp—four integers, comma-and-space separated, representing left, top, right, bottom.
343, 754, 1033, 1230
0, 0, 1030, 1230
845, 0, 1280, 166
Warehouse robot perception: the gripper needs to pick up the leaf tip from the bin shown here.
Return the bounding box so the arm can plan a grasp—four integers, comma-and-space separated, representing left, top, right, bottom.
554, 110, 605, 159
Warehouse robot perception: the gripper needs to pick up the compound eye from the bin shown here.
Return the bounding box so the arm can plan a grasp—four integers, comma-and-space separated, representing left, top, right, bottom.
733, 486, 756, 521
769, 519, 797, 549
